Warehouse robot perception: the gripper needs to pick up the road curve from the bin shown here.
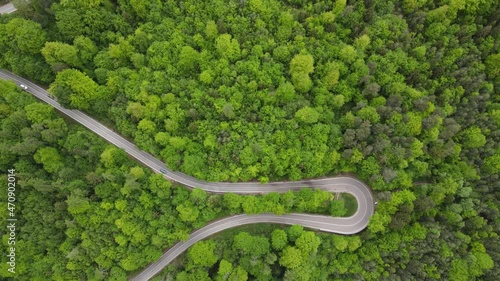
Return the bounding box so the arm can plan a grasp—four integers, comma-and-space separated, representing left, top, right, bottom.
0, 70, 375, 281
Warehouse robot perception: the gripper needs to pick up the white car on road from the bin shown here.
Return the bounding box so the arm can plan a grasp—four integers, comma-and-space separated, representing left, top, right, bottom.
20, 84, 28, 90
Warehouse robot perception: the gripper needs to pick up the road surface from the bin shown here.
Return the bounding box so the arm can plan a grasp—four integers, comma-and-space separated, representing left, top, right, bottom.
0, 70, 375, 281
0, 2, 16, 14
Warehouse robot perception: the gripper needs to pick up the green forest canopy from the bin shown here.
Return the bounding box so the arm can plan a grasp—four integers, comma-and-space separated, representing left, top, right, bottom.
0, 0, 499, 280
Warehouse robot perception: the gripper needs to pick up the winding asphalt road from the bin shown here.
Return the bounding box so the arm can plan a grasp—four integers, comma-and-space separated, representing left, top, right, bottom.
0, 70, 375, 281
0, 2, 16, 14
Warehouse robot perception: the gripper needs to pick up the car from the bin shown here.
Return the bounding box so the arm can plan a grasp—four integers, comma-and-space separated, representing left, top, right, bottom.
20, 84, 28, 90
160, 168, 167, 174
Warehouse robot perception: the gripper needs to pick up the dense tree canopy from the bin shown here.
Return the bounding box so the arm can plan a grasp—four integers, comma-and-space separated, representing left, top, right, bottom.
1, 0, 499, 280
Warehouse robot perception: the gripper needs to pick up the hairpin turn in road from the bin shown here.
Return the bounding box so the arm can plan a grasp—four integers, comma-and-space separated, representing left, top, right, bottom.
0, 70, 375, 281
